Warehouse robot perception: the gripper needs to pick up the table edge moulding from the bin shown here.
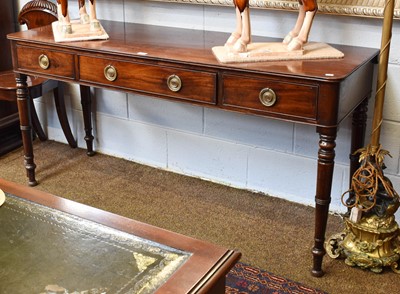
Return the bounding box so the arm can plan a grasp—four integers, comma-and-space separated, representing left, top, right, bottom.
7, 20, 379, 277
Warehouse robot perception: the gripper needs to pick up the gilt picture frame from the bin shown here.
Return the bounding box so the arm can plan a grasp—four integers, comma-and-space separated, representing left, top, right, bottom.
157, 0, 400, 19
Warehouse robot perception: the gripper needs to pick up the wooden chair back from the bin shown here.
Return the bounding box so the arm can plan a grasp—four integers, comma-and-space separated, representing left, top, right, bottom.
18, 0, 58, 30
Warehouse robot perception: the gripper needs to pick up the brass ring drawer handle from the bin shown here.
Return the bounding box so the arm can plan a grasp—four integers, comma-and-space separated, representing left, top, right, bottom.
38, 54, 50, 70
259, 88, 277, 107
167, 74, 182, 92
104, 65, 118, 82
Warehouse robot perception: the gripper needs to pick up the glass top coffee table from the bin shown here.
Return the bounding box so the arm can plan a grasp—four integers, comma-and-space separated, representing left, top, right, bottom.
0, 179, 240, 293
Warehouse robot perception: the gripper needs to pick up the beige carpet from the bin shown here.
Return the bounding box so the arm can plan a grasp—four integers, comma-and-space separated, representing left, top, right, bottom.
1, 140, 399, 293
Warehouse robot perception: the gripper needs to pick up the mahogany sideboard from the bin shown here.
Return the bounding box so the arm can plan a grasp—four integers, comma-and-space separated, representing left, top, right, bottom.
8, 21, 379, 277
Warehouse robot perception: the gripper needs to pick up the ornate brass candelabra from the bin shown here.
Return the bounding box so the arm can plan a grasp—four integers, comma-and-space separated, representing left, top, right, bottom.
325, 0, 400, 273
326, 144, 400, 273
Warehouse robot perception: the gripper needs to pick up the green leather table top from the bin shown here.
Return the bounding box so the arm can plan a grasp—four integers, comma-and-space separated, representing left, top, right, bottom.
0, 193, 190, 293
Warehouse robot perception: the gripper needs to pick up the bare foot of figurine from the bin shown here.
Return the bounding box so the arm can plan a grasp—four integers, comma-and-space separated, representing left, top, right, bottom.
59, 23, 72, 34
287, 37, 304, 51
283, 32, 297, 45
224, 33, 249, 53
80, 13, 90, 24
232, 39, 248, 53
90, 20, 101, 31
225, 32, 241, 47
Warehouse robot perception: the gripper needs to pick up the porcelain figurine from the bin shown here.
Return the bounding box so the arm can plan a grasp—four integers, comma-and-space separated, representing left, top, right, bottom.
56, 0, 100, 34
226, 0, 318, 52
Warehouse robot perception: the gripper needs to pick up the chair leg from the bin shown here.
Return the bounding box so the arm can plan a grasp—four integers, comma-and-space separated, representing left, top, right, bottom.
53, 82, 77, 148
29, 96, 47, 141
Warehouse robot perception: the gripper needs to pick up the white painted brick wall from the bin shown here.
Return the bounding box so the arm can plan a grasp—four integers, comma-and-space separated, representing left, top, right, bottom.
204, 108, 295, 152
167, 130, 249, 184
95, 89, 128, 118
96, 114, 168, 166
128, 94, 204, 133
247, 148, 350, 211
16, 0, 400, 220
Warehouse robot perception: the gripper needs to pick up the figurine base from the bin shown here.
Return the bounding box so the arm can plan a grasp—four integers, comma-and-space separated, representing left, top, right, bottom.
212, 42, 344, 64
52, 20, 109, 43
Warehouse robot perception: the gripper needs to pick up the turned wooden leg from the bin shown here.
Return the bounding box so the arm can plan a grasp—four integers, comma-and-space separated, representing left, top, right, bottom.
346, 98, 369, 208
79, 85, 95, 156
311, 127, 337, 277
16, 73, 37, 186
350, 98, 368, 177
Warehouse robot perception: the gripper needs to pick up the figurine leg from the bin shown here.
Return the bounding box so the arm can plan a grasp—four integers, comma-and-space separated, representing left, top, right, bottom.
225, 7, 243, 47
287, 10, 316, 51
89, 0, 101, 31
79, 0, 90, 24
283, 4, 306, 45
232, 7, 251, 53
57, 0, 72, 34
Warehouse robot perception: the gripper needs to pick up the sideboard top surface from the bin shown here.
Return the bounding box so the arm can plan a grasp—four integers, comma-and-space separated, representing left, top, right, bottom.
8, 20, 379, 81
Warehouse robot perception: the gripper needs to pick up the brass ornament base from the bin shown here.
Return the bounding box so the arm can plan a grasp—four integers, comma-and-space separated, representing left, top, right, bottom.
326, 215, 400, 273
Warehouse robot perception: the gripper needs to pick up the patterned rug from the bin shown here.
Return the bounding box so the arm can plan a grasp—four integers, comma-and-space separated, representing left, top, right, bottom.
226, 262, 327, 294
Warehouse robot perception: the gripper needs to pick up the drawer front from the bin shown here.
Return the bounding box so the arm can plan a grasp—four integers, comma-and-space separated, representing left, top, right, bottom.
222, 74, 318, 119
79, 56, 216, 104
16, 45, 75, 79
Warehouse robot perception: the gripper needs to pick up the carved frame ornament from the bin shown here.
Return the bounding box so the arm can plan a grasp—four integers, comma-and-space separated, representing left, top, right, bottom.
158, 0, 400, 19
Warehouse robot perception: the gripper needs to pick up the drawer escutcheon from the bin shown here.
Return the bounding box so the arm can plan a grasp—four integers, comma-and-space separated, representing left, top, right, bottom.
167, 74, 182, 92
259, 88, 277, 107
38, 54, 50, 70
104, 65, 118, 82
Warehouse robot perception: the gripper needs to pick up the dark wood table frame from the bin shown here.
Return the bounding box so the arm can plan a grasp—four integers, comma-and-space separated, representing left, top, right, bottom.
7, 21, 379, 277
0, 178, 240, 293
